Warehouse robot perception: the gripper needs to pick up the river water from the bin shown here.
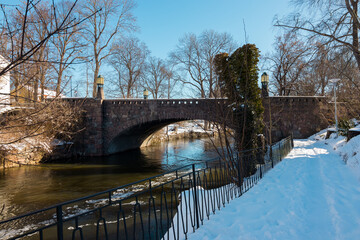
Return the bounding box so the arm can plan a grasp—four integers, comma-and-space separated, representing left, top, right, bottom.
0, 138, 221, 222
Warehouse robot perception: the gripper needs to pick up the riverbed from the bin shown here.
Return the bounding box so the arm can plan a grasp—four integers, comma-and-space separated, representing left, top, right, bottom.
0, 138, 221, 221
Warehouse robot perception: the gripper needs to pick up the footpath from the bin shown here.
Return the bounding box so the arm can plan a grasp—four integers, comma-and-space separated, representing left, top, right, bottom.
187, 133, 360, 240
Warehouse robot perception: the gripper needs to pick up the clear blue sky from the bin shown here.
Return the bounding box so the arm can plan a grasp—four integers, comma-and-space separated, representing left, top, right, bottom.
134, 0, 293, 61
0, 0, 295, 97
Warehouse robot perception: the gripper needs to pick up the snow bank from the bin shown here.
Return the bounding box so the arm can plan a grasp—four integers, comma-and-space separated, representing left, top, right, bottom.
183, 133, 360, 240
310, 130, 360, 182
166, 121, 214, 136
335, 135, 360, 181
1, 136, 54, 167
312, 130, 360, 181
141, 120, 217, 147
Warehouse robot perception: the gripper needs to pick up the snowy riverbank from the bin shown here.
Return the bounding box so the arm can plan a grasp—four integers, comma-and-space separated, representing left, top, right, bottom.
141, 120, 216, 146
0, 136, 53, 168
185, 131, 360, 240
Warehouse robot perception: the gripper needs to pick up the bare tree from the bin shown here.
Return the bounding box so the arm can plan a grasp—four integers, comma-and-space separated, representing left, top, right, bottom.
201, 30, 236, 97
266, 31, 360, 99
165, 64, 181, 99
286, 42, 334, 96
27, 2, 52, 102
330, 47, 360, 102
0, 0, 84, 79
170, 30, 236, 98
108, 36, 149, 98
51, 1, 85, 95
79, 0, 136, 97
275, 0, 360, 74
143, 57, 177, 99
0, 100, 83, 145
2, 2, 53, 102
0, 0, 89, 149
265, 32, 312, 96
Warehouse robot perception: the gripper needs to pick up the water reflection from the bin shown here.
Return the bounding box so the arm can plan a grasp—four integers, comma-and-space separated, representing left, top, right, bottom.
0, 138, 221, 221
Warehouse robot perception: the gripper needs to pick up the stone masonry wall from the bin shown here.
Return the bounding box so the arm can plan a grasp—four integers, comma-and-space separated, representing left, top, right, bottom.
262, 96, 350, 143
102, 99, 229, 154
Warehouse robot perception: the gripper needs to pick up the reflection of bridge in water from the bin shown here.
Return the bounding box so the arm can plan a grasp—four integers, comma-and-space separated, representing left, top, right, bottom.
64, 96, 338, 157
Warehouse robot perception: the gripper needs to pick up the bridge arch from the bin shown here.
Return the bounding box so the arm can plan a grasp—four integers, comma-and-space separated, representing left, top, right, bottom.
102, 99, 230, 154
107, 119, 199, 153
103, 99, 226, 154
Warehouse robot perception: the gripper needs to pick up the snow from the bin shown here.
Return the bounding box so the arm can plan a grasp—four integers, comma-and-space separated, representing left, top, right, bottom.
349, 126, 360, 132
335, 134, 360, 181
167, 121, 209, 135
51, 139, 73, 146
0, 55, 11, 111
24, 85, 66, 100
181, 132, 360, 240
0, 105, 14, 114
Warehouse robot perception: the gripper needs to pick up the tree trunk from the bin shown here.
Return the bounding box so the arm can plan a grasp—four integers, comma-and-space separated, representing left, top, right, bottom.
56, 55, 65, 95
93, 63, 99, 98
56, 70, 63, 96
40, 69, 46, 102
33, 72, 39, 102
348, 0, 360, 72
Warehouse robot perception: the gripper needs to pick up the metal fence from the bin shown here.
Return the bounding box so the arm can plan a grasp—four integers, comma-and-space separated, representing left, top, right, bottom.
0, 136, 293, 240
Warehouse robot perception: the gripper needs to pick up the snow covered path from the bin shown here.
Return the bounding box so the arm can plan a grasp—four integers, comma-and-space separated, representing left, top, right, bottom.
188, 139, 360, 240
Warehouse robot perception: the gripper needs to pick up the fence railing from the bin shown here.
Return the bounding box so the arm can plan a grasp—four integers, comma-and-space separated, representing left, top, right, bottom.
0, 136, 294, 240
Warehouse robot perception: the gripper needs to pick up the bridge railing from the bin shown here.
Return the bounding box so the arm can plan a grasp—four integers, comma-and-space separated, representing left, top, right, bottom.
60, 98, 228, 106
0, 136, 293, 240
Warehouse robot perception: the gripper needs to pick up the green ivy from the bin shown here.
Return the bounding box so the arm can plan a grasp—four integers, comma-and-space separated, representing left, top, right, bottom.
215, 44, 264, 176
338, 118, 355, 136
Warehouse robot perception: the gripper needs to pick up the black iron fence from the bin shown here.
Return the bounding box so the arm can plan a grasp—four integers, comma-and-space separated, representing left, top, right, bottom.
0, 136, 293, 240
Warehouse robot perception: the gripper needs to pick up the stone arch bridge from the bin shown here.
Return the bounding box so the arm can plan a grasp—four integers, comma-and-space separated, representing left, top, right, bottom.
67, 98, 232, 156
63, 96, 341, 157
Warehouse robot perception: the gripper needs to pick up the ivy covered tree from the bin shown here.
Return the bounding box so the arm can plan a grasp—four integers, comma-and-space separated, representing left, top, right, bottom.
215, 44, 264, 176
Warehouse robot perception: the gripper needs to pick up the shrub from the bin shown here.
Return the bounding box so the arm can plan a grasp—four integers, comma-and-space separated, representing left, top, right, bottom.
338, 118, 355, 136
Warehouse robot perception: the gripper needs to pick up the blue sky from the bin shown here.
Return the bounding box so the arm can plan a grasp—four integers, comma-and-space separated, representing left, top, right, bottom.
0, 0, 295, 97
134, 0, 293, 61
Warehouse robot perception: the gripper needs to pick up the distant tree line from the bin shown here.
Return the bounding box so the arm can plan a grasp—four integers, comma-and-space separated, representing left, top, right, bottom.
268, 0, 360, 106
2, 0, 360, 104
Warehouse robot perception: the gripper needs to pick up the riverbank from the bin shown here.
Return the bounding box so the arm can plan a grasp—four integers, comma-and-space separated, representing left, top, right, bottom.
141, 120, 215, 147
0, 135, 52, 168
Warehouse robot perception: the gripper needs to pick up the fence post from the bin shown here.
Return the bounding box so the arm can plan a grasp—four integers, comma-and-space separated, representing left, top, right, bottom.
237, 157, 243, 195
291, 133, 294, 148
259, 164, 262, 179
192, 164, 200, 229
56, 205, 64, 240
270, 145, 273, 168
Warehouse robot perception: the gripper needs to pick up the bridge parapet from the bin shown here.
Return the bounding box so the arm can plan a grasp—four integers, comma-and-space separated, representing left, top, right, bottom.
102, 98, 228, 106
268, 96, 326, 103
60, 98, 229, 110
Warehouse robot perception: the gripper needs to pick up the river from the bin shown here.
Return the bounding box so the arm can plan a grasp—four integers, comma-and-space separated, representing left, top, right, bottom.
0, 138, 221, 222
